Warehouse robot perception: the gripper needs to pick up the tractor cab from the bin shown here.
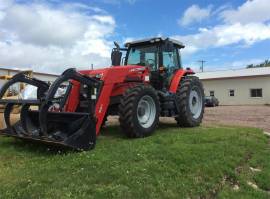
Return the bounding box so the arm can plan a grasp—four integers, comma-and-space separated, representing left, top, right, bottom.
112, 37, 185, 90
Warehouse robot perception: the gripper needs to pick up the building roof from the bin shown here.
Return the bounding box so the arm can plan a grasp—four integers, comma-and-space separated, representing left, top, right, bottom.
196, 67, 270, 80
0, 67, 59, 77
125, 37, 185, 48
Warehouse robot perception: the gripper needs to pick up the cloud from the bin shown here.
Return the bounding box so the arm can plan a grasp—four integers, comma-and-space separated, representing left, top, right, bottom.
0, 1, 115, 74
0, 41, 111, 73
201, 58, 266, 72
221, 0, 270, 24
179, 5, 212, 26
230, 58, 265, 68
0, 0, 13, 9
175, 23, 270, 52
100, 0, 136, 5
176, 0, 270, 56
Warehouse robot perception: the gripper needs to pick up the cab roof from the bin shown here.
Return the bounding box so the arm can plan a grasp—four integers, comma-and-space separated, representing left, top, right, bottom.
124, 37, 185, 48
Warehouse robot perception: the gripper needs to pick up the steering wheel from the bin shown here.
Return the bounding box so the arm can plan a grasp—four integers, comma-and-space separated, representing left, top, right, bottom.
136, 61, 146, 66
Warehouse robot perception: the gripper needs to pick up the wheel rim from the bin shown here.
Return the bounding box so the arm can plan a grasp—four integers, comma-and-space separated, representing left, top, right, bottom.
189, 87, 203, 119
137, 95, 156, 128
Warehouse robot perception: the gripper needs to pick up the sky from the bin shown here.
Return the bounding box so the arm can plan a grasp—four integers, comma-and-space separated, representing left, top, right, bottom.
0, 0, 270, 74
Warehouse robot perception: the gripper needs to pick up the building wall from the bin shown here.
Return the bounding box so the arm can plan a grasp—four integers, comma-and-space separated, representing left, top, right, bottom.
0, 80, 5, 88
0, 68, 58, 88
202, 76, 270, 105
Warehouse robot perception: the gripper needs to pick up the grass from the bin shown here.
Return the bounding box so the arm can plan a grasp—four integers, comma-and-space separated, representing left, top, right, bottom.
0, 123, 269, 198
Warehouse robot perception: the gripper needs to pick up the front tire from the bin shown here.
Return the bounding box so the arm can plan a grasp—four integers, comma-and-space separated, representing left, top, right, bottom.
175, 76, 205, 127
119, 84, 160, 138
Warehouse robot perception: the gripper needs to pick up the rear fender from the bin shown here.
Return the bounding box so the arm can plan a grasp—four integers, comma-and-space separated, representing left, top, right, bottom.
169, 69, 195, 93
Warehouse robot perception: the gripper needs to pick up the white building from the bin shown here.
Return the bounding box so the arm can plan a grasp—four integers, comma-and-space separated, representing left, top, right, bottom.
196, 67, 270, 105
0, 67, 58, 88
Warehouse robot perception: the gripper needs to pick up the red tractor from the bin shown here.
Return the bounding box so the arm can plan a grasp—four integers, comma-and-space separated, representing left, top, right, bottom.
0, 37, 204, 150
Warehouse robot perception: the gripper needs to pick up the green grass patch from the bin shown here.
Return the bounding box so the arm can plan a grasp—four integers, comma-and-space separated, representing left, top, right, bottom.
0, 123, 269, 198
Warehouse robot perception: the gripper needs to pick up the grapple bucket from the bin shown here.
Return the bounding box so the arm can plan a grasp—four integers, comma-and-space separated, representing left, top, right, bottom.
0, 69, 100, 151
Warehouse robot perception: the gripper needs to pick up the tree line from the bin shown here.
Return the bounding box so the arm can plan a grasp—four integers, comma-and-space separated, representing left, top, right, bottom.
247, 60, 270, 68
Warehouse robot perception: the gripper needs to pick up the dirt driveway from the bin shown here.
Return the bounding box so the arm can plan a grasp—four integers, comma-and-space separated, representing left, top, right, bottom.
203, 105, 270, 133
105, 105, 270, 133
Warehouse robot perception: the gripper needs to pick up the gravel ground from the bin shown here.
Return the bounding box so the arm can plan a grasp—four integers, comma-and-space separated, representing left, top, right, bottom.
203, 105, 270, 133
105, 105, 270, 133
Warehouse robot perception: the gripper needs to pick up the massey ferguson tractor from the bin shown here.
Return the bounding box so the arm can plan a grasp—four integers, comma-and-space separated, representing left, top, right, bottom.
0, 37, 204, 150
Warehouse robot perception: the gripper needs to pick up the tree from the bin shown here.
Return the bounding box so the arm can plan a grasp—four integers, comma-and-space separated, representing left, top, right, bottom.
246, 59, 270, 68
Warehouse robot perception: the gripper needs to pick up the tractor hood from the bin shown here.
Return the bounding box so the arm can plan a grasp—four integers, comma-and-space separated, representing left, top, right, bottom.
79, 65, 147, 82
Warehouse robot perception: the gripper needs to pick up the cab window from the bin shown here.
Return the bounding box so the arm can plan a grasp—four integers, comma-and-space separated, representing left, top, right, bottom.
127, 45, 158, 71
162, 48, 180, 73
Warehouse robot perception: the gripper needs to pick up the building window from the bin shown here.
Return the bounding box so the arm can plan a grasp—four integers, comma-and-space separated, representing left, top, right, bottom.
210, 91, 215, 96
250, 89, 263, 98
229, 89, 235, 97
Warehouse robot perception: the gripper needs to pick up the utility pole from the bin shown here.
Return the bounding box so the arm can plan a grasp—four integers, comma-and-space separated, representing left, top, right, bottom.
198, 60, 206, 72
91, 64, 94, 70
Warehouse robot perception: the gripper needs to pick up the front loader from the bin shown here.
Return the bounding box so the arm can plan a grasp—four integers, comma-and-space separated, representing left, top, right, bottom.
0, 37, 205, 150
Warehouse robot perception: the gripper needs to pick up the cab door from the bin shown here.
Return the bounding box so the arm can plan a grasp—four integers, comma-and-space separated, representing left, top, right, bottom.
160, 46, 181, 88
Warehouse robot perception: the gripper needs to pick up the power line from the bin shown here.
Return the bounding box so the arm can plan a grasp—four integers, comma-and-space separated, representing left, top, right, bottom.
198, 60, 206, 72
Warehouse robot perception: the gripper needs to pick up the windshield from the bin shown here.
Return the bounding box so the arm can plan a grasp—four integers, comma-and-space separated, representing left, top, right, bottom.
126, 45, 158, 70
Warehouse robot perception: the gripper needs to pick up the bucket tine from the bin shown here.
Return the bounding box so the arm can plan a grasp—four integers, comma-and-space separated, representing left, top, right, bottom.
4, 103, 15, 134
20, 104, 41, 136
20, 104, 30, 134
39, 103, 49, 137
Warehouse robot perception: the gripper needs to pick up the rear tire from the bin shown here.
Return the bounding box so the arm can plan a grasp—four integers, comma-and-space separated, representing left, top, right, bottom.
175, 76, 205, 127
119, 84, 160, 138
